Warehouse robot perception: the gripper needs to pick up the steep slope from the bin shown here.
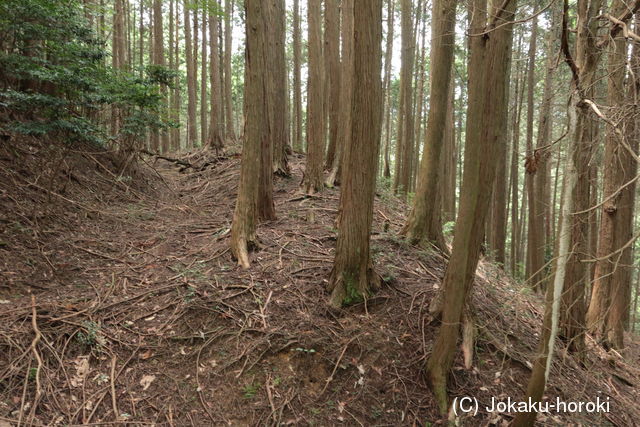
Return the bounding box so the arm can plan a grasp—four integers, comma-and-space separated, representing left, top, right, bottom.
0, 144, 638, 425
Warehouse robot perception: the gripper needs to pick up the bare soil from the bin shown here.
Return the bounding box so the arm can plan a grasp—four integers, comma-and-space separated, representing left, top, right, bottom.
0, 138, 639, 426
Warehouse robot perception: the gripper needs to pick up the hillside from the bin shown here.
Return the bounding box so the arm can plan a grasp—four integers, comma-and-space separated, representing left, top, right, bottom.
1, 140, 639, 426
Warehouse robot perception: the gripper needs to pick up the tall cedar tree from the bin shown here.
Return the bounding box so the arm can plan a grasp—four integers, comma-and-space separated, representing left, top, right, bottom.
326, 0, 354, 187
327, 0, 382, 308
184, 0, 197, 148
401, 0, 457, 252
426, 0, 516, 413
323, 0, 341, 169
586, 0, 637, 350
382, 0, 395, 179
208, 3, 224, 151
224, 0, 236, 142
270, 0, 290, 176
200, 9, 208, 147
301, 0, 325, 194
230, 0, 275, 268
292, 0, 303, 152
513, 0, 612, 423
393, 0, 416, 197
559, 0, 603, 354
525, 14, 542, 290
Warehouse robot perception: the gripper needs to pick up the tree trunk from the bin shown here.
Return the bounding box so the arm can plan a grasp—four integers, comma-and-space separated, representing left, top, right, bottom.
325, 0, 354, 188
200, 10, 208, 147
184, 0, 197, 148
487, 9, 515, 266
559, 0, 603, 354
193, 1, 200, 145
426, 0, 516, 413
223, 0, 236, 142
442, 80, 457, 222
527, 5, 559, 291
323, 0, 341, 169
382, 0, 395, 179
586, 2, 638, 350
509, 32, 525, 276
393, 0, 416, 198
152, 0, 169, 153
327, 0, 382, 309
270, 0, 290, 176
230, 0, 275, 268
208, 5, 224, 151
512, 107, 577, 426
301, 0, 325, 194
513, 2, 606, 423
525, 14, 541, 288
292, 0, 303, 153
401, 0, 457, 252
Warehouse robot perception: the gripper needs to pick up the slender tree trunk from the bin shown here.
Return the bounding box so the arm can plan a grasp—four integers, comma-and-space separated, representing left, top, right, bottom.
301, 0, 325, 194
200, 11, 208, 147
528, 5, 559, 291
184, 0, 197, 148
292, 0, 303, 153
559, 0, 602, 354
586, 3, 638, 350
512, 109, 577, 426
426, 0, 516, 413
323, 0, 341, 169
152, 0, 168, 153
192, 1, 200, 145
230, 0, 275, 268
326, 0, 354, 188
442, 80, 457, 222
412, 10, 427, 189
224, 0, 236, 142
138, 0, 143, 70
488, 9, 515, 266
401, 0, 457, 252
382, 0, 395, 179
509, 32, 525, 275
513, 2, 606, 424
208, 4, 224, 151
525, 14, 541, 288
270, 0, 290, 176
393, 0, 416, 198
173, 0, 181, 150
327, 0, 382, 309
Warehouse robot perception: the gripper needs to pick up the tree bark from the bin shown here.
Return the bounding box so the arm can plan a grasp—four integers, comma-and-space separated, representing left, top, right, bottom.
270, 0, 290, 176
184, 0, 197, 148
323, 0, 341, 170
224, 0, 236, 142
327, 0, 382, 309
426, 0, 516, 413
208, 4, 224, 151
401, 0, 457, 252
292, 0, 303, 153
230, 0, 275, 268
586, 2, 638, 350
393, 0, 416, 198
301, 0, 325, 194
325, 0, 354, 188
559, 0, 602, 355
200, 9, 208, 147
382, 0, 395, 179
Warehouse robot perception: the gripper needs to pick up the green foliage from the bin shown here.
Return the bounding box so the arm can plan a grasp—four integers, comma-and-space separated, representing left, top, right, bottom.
342, 272, 366, 306
77, 320, 101, 348
443, 221, 456, 237
0, 0, 174, 147
242, 382, 260, 399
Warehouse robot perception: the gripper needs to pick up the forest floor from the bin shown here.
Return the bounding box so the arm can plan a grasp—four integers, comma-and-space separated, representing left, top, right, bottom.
1, 137, 640, 426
